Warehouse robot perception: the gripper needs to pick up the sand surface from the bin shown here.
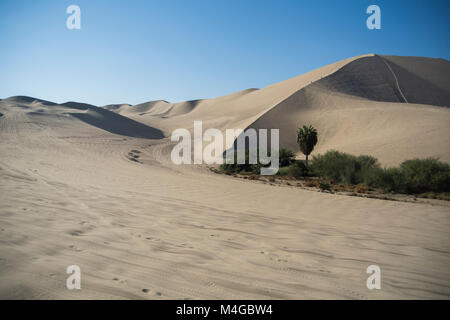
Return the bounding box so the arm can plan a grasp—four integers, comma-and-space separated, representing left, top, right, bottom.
1, 55, 449, 299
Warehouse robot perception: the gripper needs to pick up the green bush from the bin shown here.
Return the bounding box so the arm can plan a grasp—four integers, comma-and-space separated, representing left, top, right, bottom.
310, 152, 450, 194
310, 150, 380, 185
220, 147, 295, 174
366, 167, 406, 193
287, 161, 309, 178
365, 159, 450, 193
279, 148, 295, 167
277, 166, 290, 176
400, 158, 450, 193
220, 149, 262, 174
277, 161, 309, 178
221, 147, 450, 196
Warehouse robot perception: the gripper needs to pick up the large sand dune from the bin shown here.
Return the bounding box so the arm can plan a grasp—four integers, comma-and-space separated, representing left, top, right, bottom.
0, 54, 449, 299
106, 54, 450, 165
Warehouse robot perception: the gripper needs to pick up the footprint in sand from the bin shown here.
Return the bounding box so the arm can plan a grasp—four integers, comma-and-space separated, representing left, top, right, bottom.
68, 230, 83, 236
145, 237, 160, 241
68, 244, 83, 252
127, 150, 142, 163
141, 289, 162, 296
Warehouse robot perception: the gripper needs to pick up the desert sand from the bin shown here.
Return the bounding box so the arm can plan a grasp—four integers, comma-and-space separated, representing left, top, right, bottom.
0, 54, 449, 299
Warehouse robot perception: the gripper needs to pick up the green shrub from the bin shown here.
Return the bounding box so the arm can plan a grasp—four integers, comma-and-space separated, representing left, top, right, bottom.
367, 167, 406, 193
287, 161, 309, 178
310, 150, 380, 185
311, 152, 450, 194
279, 148, 295, 167
277, 166, 290, 176
220, 147, 294, 174
219, 149, 263, 174
365, 159, 450, 194
400, 158, 450, 193
364, 159, 450, 194
221, 147, 450, 196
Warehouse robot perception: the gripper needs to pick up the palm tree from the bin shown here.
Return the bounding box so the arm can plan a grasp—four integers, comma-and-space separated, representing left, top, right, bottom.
297, 125, 318, 166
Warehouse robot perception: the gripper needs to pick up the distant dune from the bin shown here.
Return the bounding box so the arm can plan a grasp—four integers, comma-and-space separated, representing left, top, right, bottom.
0, 98, 164, 139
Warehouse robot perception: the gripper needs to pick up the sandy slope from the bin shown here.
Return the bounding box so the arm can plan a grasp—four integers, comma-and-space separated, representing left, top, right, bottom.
248, 55, 450, 164
107, 54, 450, 165
1, 54, 450, 299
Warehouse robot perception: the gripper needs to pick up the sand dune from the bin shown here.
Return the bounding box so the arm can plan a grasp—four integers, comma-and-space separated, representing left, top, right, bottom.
106, 54, 449, 165
100, 103, 132, 113
308, 55, 450, 105
69, 109, 164, 140
0, 98, 164, 140
247, 55, 450, 165
1, 54, 450, 299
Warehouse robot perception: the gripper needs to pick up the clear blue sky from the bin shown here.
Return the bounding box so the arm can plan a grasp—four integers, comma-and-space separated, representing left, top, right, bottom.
0, 0, 449, 105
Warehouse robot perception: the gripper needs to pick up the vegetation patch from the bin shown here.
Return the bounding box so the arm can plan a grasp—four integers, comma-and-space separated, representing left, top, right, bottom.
216, 124, 450, 201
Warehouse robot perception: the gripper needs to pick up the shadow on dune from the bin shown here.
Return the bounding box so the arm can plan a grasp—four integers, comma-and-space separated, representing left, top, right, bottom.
66, 103, 164, 139
161, 99, 202, 117
313, 55, 450, 107
61, 101, 96, 110
380, 56, 450, 107
5, 96, 58, 106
